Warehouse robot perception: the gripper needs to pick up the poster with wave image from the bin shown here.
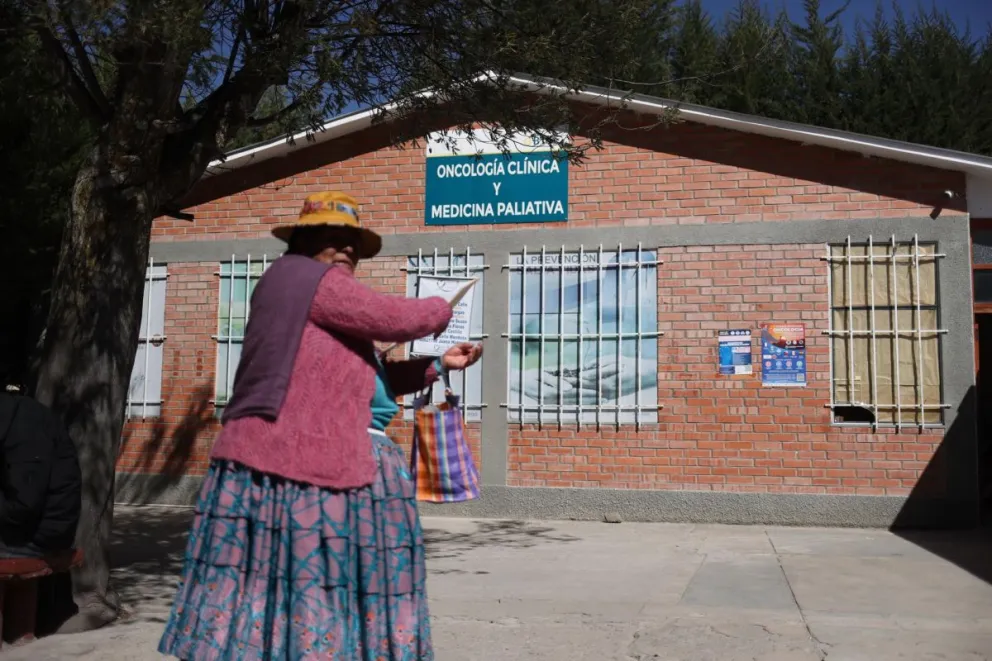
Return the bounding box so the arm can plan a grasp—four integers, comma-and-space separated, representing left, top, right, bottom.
507, 248, 659, 424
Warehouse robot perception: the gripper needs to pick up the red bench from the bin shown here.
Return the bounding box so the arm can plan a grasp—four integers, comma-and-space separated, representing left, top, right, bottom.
0, 549, 83, 648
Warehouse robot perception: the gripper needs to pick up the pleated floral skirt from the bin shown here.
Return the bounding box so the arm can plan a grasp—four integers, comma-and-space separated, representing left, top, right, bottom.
158, 432, 433, 660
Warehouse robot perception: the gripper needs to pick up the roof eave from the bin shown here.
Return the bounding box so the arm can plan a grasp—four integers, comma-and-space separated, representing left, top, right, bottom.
200, 72, 992, 180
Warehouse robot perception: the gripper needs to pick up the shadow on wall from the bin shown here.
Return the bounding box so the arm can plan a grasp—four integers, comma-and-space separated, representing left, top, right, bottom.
590, 110, 967, 214
186, 103, 970, 216
117, 383, 214, 505
891, 386, 992, 587
181, 110, 460, 208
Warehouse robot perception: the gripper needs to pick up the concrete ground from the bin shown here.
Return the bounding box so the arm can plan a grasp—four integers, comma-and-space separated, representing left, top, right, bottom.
5, 507, 992, 660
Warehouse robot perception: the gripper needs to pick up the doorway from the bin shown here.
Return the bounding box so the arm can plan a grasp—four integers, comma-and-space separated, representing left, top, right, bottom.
975, 315, 992, 523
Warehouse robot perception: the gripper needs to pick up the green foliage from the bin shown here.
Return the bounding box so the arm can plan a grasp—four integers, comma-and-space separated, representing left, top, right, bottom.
669, 0, 720, 103
653, 0, 992, 155
710, 1, 792, 118
0, 3, 90, 383
18, 0, 679, 185
788, 0, 847, 127
225, 86, 308, 150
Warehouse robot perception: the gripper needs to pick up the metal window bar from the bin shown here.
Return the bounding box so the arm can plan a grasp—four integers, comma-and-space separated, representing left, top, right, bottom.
891, 235, 902, 430
914, 234, 925, 429
127, 256, 168, 418
403, 248, 489, 419
578, 245, 585, 425
616, 241, 623, 428
557, 246, 565, 428
214, 254, 272, 407
597, 244, 603, 430
539, 245, 546, 426
846, 236, 855, 411
635, 243, 642, 432
868, 236, 877, 430
822, 236, 947, 429
502, 244, 664, 428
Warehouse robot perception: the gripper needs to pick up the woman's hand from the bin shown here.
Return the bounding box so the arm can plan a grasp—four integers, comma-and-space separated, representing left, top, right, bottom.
440, 342, 483, 371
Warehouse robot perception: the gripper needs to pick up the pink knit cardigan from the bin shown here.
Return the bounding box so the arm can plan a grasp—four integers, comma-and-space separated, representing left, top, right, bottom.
210, 266, 452, 489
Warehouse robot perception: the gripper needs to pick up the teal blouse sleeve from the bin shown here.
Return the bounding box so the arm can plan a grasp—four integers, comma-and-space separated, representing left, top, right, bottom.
369, 357, 446, 432
369, 361, 400, 432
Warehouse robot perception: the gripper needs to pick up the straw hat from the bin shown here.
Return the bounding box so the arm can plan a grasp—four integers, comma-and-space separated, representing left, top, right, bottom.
272, 192, 382, 258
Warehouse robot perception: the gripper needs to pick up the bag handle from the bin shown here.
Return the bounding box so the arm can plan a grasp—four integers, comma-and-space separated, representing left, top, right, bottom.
419, 359, 453, 406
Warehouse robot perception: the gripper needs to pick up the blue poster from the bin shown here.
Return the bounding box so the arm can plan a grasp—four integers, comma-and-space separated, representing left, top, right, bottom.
761, 324, 807, 387
718, 329, 752, 375
425, 151, 568, 226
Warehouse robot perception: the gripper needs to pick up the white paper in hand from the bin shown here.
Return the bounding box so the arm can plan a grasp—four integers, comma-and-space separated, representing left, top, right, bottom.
411, 276, 478, 356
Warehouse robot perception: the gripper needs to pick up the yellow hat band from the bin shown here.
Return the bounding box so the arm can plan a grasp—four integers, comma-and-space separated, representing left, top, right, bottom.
300, 199, 359, 223
272, 191, 381, 258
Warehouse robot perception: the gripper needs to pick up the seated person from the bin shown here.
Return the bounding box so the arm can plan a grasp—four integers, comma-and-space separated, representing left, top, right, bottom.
0, 381, 81, 644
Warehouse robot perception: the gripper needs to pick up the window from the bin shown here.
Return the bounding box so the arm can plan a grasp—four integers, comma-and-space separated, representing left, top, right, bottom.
127, 261, 167, 418
507, 245, 661, 426
828, 236, 945, 428
405, 250, 486, 421
215, 256, 271, 407
972, 228, 992, 266
972, 226, 992, 305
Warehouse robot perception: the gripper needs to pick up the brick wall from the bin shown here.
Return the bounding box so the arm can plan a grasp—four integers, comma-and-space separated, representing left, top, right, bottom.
152, 118, 965, 241
120, 263, 219, 478
506, 245, 941, 496
120, 256, 483, 476
124, 116, 964, 498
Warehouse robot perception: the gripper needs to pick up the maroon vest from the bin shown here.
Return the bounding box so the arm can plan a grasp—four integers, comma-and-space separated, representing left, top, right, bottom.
221, 254, 331, 423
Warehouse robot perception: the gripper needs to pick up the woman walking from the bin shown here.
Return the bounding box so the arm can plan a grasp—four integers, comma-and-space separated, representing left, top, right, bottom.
159, 192, 482, 660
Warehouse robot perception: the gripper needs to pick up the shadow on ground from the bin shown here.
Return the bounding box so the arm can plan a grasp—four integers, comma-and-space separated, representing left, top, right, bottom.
111, 507, 194, 624
108, 509, 581, 614
423, 519, 579, 575
893, 528, 992, 586
891, 387, 992, 588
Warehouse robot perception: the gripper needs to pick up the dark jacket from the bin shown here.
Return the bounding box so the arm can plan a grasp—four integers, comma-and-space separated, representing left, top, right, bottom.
0, 394, 81, 552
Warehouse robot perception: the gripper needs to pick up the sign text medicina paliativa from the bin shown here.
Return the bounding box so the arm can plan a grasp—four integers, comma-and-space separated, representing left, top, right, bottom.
424, 129, 569, 226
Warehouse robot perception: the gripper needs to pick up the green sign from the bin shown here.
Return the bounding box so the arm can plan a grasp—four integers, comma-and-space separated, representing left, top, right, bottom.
425, 149, 568, 226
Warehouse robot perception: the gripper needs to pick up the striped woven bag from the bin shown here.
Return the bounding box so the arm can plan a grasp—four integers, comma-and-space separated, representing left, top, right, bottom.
411, 372, 480, 503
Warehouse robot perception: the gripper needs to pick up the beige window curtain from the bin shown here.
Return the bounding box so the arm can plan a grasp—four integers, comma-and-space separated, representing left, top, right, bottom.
829, 241, 942, 426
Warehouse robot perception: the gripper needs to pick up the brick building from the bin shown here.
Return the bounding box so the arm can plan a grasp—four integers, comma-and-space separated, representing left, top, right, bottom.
116, 76, 992, 528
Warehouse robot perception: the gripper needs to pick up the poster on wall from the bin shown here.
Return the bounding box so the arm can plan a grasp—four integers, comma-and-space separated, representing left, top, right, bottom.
507, 249, 659, 423
410, 276, 478, 356
424, 128, 569, 226
718, 329, 752, 375
761, 324, 806, 387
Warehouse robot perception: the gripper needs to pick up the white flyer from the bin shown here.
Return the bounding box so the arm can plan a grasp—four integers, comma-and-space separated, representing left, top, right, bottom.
411, 276, 478, 356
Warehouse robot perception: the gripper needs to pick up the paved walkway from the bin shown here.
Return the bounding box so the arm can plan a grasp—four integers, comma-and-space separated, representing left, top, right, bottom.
5, 507, 992, 660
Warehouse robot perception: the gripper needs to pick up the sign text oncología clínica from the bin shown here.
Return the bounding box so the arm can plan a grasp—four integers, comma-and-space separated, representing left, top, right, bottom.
424, 130, 569, 226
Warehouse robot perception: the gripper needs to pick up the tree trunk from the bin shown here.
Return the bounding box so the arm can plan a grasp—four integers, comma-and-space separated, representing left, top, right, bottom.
33, 151, 155, 633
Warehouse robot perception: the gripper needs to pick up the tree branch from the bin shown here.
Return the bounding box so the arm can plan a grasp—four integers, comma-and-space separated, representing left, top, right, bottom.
246, 10, 385, 130
245, 94, 305, 126
31, 22, 108, 124
223, 26, 244, 84
159, 1, 310, 200
56, 1, 111, 118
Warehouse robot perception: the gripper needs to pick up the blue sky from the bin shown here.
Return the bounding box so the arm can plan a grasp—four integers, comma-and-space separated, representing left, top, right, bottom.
700, 0, 992, 35
321, 1, 992, 119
